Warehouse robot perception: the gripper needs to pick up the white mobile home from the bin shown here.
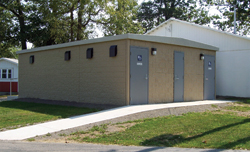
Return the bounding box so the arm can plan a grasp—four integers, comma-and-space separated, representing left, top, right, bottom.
146, 18, 250, 98
0, 58, 18, 94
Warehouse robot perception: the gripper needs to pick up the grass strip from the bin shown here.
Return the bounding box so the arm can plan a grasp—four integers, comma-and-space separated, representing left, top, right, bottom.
75, 112, 250, 150
0, 101, 99, 130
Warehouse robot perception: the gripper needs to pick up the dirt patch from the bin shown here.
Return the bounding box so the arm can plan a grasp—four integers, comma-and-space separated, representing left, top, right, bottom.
212, 102, 250, 117
31, 122, 138, 143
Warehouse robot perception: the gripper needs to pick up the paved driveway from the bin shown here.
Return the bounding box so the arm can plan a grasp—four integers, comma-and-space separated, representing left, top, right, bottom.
0, 141, 249, 152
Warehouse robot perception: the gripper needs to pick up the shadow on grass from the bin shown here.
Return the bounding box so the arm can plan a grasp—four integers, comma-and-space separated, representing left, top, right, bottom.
0, 101, 99, 118
217, 96, 250, 104
141, 118, 250, 150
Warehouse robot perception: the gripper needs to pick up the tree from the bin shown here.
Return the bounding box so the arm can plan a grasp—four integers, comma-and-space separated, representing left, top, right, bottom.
99, 0, 144, 36
138, 0, 217, 33
0, 0, 28, 50
0, 5, 20, 58
213, 0, 250, 35
1, 0, 144, 54
76, 0, 105, 40
27, 0, 73, 47
27, 0, 105, 47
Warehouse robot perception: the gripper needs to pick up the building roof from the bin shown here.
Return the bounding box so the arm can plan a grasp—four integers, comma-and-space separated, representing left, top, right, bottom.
0, 57, 18, 64
145, 18, 250, 41
16, 34, 218, 55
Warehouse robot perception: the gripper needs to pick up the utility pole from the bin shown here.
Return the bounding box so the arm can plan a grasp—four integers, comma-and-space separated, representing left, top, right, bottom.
233, 4, 236, 34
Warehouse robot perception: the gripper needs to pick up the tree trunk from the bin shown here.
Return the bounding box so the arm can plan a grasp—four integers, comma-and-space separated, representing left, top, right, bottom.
77, 1, 83, 40
17, 0, 27, 50
70, 5, 74, 41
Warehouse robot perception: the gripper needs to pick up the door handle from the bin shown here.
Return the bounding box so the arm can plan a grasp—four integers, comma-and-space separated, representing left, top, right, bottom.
206, 78, 208, 80
175, 75, 179, 80
145, 74, 148, 80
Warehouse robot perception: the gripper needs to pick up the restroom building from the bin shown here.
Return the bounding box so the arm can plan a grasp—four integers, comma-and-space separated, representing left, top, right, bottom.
17, 34, 218, 106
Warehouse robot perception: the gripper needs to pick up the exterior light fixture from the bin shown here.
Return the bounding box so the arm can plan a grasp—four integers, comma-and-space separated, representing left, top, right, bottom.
200, 53, 204, 60
151, 48, 157, 55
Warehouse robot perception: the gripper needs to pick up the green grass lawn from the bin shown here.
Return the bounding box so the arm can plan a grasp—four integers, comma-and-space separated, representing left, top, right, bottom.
67, 101, 250, 150
0, 101, 99, 131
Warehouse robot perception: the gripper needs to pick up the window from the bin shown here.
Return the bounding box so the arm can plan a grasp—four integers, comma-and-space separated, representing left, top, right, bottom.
2, 69, 7, 78
8, 69, 12, 78
0, 69, 12, 79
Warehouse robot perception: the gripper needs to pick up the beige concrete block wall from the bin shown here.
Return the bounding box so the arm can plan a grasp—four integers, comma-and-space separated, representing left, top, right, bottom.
19, 40, 128, 106
19, 38, 215, 106
19, 46, 81, 101
130, 40, 174, 104
129, 40, 216, 103
78, 40, 128, 105
179, 47, 215, 101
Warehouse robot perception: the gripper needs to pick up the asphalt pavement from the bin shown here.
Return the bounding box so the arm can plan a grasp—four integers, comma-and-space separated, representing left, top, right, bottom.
0, 141, 249, 152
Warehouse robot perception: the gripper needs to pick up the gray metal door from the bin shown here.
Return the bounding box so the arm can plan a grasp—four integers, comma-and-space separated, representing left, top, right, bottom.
130, 46, 149, 105
174, 51, 184, 102
204, 55, 215, 100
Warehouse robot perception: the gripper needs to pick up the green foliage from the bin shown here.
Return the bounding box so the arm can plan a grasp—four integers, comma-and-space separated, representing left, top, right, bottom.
0, 44, 19, 58
213, 0, 250, 35
137, 0, 217, 33
46, 133, 51, 136
0, 0, 107, 50
27, 138, 35, 141
100, 0, 144, 36
0, 4, 21, 57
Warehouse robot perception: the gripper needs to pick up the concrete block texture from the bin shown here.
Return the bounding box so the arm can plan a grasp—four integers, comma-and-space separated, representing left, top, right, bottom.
19, 38, 215, 106
130, 40, 215, 103
19, 40, 128, 106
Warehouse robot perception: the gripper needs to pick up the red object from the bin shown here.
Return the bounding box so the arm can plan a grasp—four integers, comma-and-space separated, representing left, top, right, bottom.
0, 82, 18, 92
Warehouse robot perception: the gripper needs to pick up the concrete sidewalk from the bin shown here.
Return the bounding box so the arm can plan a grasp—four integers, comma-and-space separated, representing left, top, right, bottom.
0, 100, 233, 140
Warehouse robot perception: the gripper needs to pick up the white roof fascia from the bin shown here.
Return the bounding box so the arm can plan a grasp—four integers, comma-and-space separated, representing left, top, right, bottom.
0, 58, 18, 64
16, 34, 131, 55
16, 34, 218, 55
145, 18, 250, 42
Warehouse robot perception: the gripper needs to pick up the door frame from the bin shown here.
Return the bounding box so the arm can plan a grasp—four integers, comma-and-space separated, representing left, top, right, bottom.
203, 55, 215, 100
129, 46, 149, 105
174, 51, 184, 102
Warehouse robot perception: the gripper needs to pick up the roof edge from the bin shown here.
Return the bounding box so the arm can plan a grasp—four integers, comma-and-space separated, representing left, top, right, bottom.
145, 18, 250, 42
16, 34, 218, 55
16, 34, 131, 55
0, 58, 18, 64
